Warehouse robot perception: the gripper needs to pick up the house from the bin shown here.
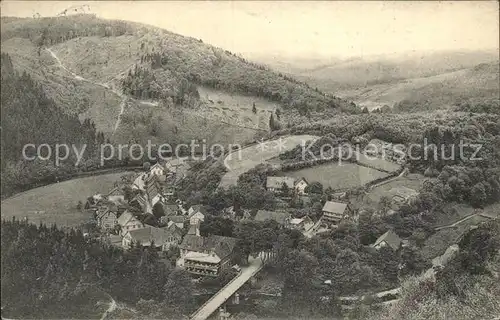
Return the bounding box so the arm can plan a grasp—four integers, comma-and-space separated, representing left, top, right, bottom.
321, 201, 352, 226
162, 204, 180, 217
294, 178, 309, 195
161, 215, 186, 229
187, 222, 200, 237
177, 226, 238, 276
388, 187, 419, 209
150, 162, 165, 178
122, 225, 182, 251
371, 230, 402, 251
266, 176, 296, 193
188, 205, 207, 225
288, 216, 314, 231
132, 172, 148, 190
117, 210, 144, 235
85, 194, 105, 211
144, 173, 161, 201
130, 194, 148, 211
96, 207, 118, 231
151, 194, 167, 207
254, 210, 290, 225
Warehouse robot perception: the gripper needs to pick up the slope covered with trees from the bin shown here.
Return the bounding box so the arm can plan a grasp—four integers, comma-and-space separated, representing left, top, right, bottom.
1, 219, 195, 319
0, 52, 110, 195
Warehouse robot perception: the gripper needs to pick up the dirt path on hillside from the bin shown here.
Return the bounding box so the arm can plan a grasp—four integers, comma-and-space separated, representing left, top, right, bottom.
46, 48, 127, 137
99, 295, 117, 320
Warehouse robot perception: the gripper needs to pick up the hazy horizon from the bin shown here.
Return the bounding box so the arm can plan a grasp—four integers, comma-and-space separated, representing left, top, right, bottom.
1, 1, 499, 60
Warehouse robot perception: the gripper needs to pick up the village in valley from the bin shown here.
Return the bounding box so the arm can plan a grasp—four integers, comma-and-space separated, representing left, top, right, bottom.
76, 144, 429, 320
87, 159, 414, 271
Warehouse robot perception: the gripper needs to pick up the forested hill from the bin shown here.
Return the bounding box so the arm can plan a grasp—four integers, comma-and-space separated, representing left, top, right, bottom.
0, 53, 103, 165
0, 14, 356, 114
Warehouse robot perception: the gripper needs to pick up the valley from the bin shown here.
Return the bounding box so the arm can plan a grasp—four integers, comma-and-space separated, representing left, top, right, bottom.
1, 7, 499, 320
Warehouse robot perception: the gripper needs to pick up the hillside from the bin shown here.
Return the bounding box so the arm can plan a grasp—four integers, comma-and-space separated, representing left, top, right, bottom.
262, 50, 499, 89
339, 61, 500, 111
1, 14, 357, 146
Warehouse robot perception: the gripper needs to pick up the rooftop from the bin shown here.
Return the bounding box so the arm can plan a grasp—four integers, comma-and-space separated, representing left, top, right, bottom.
190, 204, 208, 215
372, 230, 402, 251
162, 204, 179, 216
184, 251, 221, 264
254, 210, 290, 224
289, 218, 304, 225
117, 210, 141, 226
127, 226, 181, 246
322, 201, 348, 214
180, 234, 238, 260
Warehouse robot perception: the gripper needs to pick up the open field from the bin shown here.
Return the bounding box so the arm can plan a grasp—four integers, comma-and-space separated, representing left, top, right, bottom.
363, 173, 424, 207
219, 135, 319, 187
1, 172, 131, 228
280, 162, 390, 190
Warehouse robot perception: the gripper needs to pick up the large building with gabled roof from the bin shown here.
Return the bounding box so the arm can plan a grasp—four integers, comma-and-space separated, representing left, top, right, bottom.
321, 201, 352, 226
177, 227, 238, 276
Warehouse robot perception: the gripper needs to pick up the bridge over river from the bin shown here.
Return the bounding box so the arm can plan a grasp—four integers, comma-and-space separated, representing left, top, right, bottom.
189, 253, 268, 320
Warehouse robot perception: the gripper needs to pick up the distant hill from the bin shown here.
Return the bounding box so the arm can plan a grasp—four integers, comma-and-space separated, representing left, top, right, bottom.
337, 61, 500, 111
252, 50, 499, 111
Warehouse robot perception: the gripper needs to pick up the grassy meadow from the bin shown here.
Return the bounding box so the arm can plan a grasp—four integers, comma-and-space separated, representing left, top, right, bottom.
1, 172, 131, 228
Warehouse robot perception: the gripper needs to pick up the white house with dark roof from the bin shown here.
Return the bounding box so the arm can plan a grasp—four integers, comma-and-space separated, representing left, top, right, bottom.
96, 207, 118, 231
266, 176, 309, 195
321, 201, 352, 226
161, 215, 186, 229
117, 210, 144, 235
294, 177, 309, 195
371, 230, 402, 251
188, 204, 207, 225
150, 162, 165, 178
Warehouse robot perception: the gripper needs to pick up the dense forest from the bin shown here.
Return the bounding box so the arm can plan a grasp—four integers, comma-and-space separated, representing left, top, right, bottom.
0, 53, 111, 196
1, 219, 194, 319
0, 53, 100, 163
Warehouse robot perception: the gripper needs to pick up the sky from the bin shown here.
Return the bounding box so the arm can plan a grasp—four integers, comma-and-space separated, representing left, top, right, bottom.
1, 1, 499, 59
